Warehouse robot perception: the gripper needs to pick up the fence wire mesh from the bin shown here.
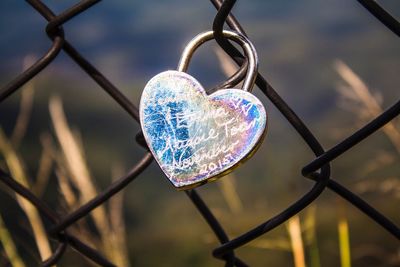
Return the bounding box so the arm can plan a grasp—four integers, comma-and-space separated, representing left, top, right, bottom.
0, 0, 399, 266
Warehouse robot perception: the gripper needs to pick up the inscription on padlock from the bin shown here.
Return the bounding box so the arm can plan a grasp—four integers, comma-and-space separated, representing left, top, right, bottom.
139, 30, 267, 190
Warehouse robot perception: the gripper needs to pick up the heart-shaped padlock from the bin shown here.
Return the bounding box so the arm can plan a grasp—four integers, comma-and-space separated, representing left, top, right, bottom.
139, 30, 267, 190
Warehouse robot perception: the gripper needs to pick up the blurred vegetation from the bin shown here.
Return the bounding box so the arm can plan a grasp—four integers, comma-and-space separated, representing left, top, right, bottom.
0, 1, 399, 266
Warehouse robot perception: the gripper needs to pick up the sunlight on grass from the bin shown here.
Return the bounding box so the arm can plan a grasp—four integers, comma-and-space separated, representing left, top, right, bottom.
0, 214, 25, 267
335, 60, 400, 154
0, 129, 52, 262
287, 215, 306, 267
338, 200, 351, 267
218, 174, 243, 214
49, 96, 130, 266
10, 56, 36, 149
338, 217, 351, 267
304, 205, 321, 267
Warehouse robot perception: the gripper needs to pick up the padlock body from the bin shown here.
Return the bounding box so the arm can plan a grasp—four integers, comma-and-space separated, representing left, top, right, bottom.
140, 70, 267, 189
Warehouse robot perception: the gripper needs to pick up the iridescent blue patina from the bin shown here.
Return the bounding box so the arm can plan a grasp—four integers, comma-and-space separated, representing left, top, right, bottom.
140, 71, 267, 189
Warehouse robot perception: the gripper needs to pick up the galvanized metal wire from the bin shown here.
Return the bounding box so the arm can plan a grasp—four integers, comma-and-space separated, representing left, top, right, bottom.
0, 0, 399, 266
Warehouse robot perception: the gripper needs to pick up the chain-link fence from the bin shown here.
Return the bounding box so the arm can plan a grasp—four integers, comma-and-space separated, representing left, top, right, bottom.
0, 0, 399, 266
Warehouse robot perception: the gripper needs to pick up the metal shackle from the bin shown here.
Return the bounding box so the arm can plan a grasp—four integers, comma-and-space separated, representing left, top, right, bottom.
177, 30, 258, 92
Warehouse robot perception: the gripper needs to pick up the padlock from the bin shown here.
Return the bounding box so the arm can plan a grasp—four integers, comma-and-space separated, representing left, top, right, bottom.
139, 30, 267, 190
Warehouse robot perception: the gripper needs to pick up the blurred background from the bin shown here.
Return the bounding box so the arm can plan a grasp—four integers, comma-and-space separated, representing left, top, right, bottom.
0, 0, 399, 266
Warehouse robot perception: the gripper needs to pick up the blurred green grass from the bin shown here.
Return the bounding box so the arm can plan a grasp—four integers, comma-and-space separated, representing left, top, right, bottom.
0, 1, 399, 266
